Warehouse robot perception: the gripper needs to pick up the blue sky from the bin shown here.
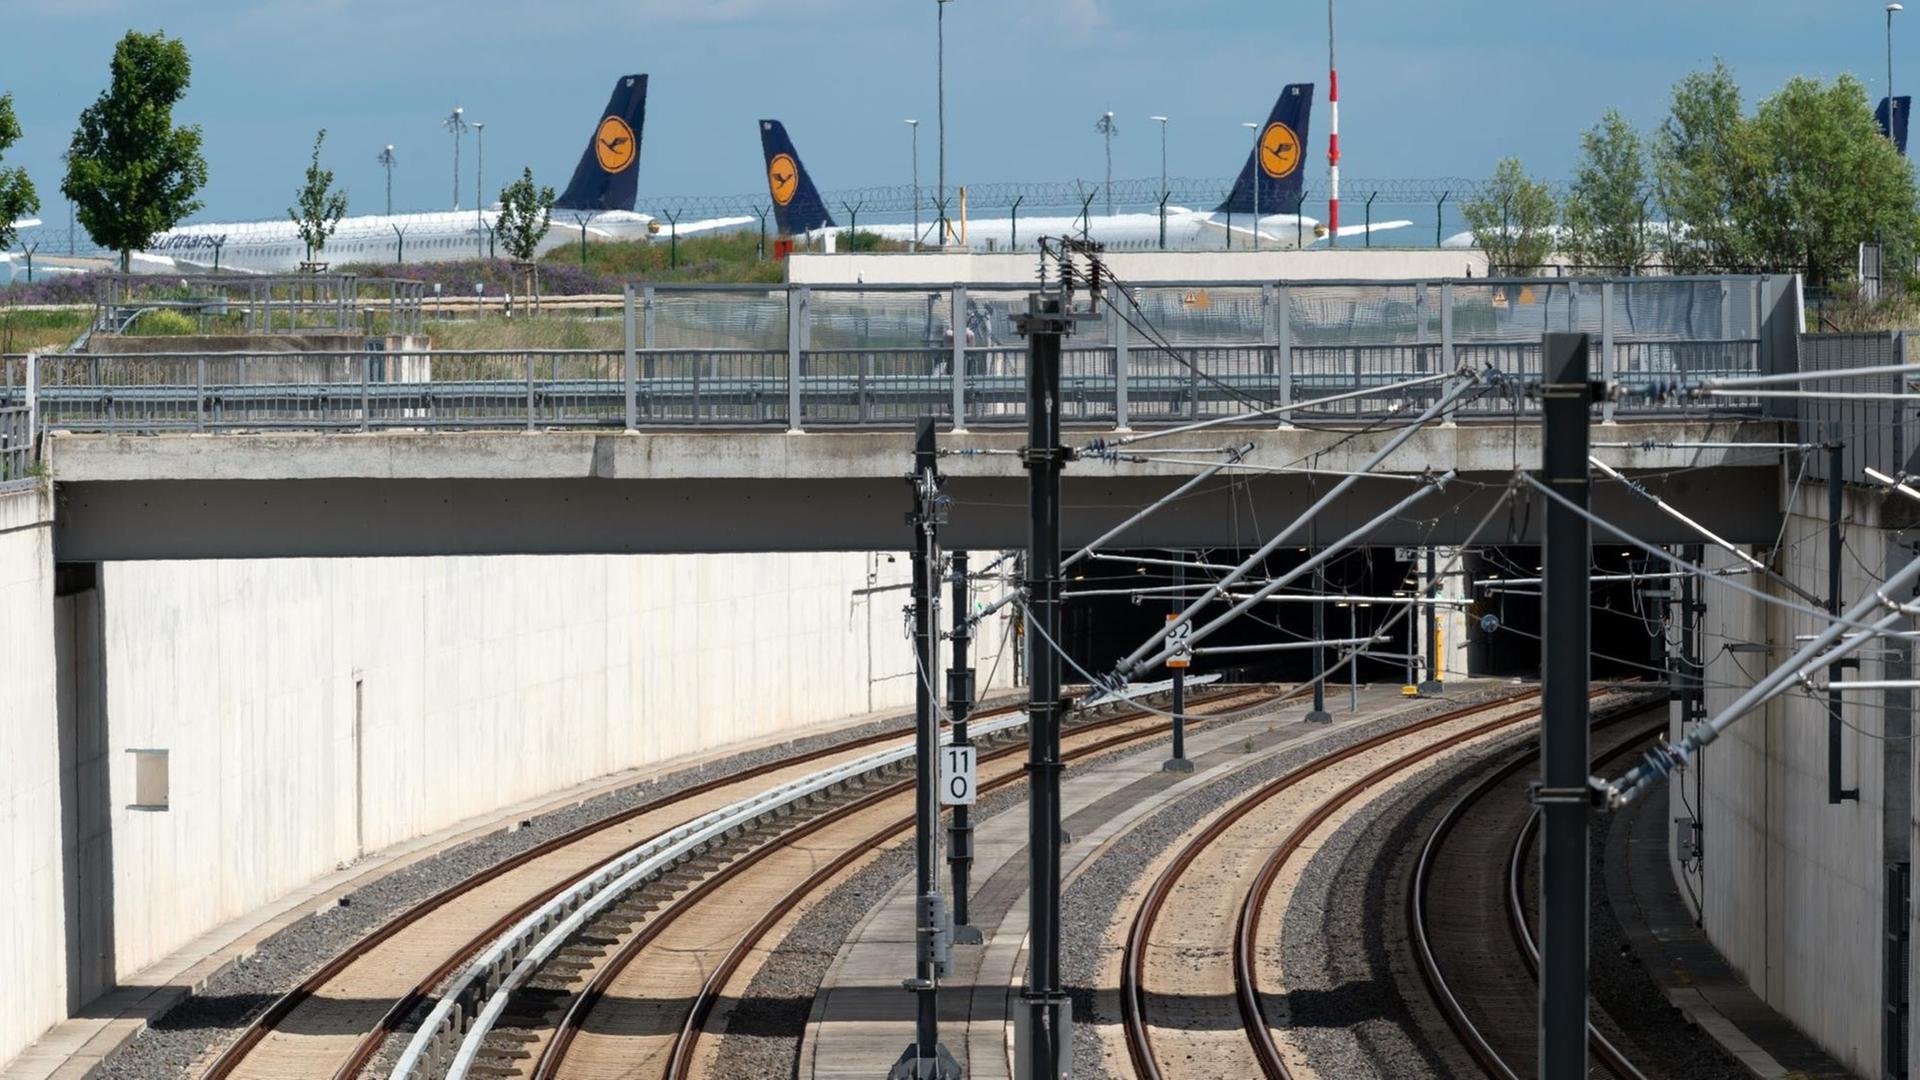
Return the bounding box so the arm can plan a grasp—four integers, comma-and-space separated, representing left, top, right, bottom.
0, 0, 1906, 224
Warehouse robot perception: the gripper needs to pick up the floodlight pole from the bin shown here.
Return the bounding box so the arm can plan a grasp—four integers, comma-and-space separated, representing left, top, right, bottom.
1015, 291, 1077, 1080
1538, 332, 1596, 1079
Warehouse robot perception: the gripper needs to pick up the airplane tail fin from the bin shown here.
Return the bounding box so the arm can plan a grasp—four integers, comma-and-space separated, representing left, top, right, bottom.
1216, 83, 1313, 216
555, 74, 648, 212
1880, 95, 1911, 156
759, 120, 835, 235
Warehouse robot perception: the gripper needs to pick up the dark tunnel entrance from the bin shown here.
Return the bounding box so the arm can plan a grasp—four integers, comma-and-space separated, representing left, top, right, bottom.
1050, 545, 1667, 688
1057, 546, 1428, 688
1464, 545, 1668, 681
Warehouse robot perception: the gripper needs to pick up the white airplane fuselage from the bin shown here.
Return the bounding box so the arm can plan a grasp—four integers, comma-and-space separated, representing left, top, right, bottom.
138, 209, 683, 274
843, 208, 1408, 252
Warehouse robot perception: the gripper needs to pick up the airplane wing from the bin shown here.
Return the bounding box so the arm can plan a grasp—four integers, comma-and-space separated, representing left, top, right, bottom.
1332, 219, 1412, 239
658, 215, 756, 237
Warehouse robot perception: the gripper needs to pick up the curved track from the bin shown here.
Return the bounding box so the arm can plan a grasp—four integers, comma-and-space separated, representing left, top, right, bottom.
1408, 704, 1664, 1080
526, 686, 1285, 1080
203, 699, 1038, 1079
1120, 689, 1600, 1079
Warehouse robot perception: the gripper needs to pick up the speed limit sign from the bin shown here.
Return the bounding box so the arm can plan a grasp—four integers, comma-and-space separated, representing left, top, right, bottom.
940, 744, 977, 805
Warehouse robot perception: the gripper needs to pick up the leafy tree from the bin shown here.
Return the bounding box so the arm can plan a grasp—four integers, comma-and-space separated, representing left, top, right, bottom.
0, 94, 39, 253
497, 168, 555, 261
1563, 109, 1651, 272
61, 30, 207, 272
1653, 59, 1753, 271
1461, 158, 1557, 274
1734, 75, 1918, 284
289, 129, 347, 266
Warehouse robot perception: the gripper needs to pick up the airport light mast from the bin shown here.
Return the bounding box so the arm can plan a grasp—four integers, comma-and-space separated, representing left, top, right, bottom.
1328, 0, 1340, 244
1150, 116, 1169, 249
377, 145, 396, 216
1096, 112, 1118, 217
905, 119, 921, 248
473, 121, 486, 257
1242, 121, 1260, 250
1891, 4, 1904, 146
444, 106, 469, 211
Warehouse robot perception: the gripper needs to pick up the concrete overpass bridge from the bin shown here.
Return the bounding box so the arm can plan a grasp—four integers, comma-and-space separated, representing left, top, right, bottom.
42, 419, 1788, 559
0, 272, 1815, 560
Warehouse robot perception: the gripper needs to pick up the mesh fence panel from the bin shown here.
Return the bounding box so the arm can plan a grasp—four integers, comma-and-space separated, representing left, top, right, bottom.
650, 289, 789, 349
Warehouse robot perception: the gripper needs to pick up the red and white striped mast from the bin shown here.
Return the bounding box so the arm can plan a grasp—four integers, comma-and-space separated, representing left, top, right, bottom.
1327, 0, 1340, 245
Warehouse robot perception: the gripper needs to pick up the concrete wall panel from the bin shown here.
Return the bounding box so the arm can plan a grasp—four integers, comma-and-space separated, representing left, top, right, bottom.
1689, 486, 1897, 1076
93, 550, 952, 985
0, 488, 62, 1066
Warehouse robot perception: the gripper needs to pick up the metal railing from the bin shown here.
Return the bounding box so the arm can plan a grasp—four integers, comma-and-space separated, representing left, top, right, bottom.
1, 405, 33, 489
1, 275, 1793, 436
4, 336, 1768, 435
94, 273, 427, 337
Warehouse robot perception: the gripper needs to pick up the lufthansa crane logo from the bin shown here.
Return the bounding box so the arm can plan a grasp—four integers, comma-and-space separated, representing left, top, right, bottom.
595, 116, 636, 173
1260, 121, 1300, 179
768, 152, 799, 207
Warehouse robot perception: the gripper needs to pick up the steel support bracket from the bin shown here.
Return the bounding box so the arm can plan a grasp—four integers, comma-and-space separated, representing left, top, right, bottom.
1530, 782, 1601, 807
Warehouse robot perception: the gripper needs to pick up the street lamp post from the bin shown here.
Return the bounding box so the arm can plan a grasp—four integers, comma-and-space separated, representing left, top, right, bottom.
905, 119, 921, 249
1242, 121, 1261, 251
1150, 116, 1169, 249
1891, 4, 1905, 145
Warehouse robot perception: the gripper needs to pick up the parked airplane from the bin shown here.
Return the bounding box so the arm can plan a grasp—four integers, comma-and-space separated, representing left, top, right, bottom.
119, 75, 751, 275
761, 85, 1410, 251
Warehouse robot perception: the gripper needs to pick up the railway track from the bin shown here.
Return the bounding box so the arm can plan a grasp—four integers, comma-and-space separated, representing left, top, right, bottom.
201, 682, 1275, 1079
470, 686, 1284, 1080
201, 696, 1047, 1079
1120, 687, 1635, 1079
1408, 704, 1665, 1080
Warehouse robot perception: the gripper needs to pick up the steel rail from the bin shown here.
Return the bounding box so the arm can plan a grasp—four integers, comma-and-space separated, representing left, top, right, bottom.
1230, 693, 1613, 1078
1505, 720, 1669, 1080
1408, 704, 1662, 1080
203, 695, 1032, 1080
525, 684, 1288, 1080
411, 676, 1219, 1079
1119, 689, 1539, 1079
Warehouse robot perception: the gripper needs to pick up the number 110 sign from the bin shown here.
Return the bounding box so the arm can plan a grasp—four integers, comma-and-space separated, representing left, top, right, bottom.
940, 744, 977, 805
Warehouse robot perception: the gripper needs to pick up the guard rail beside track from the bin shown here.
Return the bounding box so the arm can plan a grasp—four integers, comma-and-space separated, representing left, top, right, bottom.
392, 676, 1211, 1079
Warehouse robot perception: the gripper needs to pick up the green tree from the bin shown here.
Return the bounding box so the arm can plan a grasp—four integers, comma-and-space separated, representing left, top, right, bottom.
1461, 158, 1557, 274
496, 167, 555, 261
288, 129, 347, 266
61, 30, 208, 272
1734, 74, 1918, 284
1563, 109, 1651, 272
0, 94, 39, 253
1653, 59, 1754, 271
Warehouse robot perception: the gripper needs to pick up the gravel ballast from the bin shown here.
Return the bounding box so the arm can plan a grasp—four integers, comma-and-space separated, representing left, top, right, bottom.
90, 703, 978, 1079
1057, 686, 1516, 1079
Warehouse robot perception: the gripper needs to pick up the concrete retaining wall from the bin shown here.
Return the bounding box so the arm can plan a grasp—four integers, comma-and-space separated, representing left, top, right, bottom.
93, 551, 951, 980
1684, 483, 1902, 1076
0, 488, 62, 1066
4, 546, 1009, 1067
